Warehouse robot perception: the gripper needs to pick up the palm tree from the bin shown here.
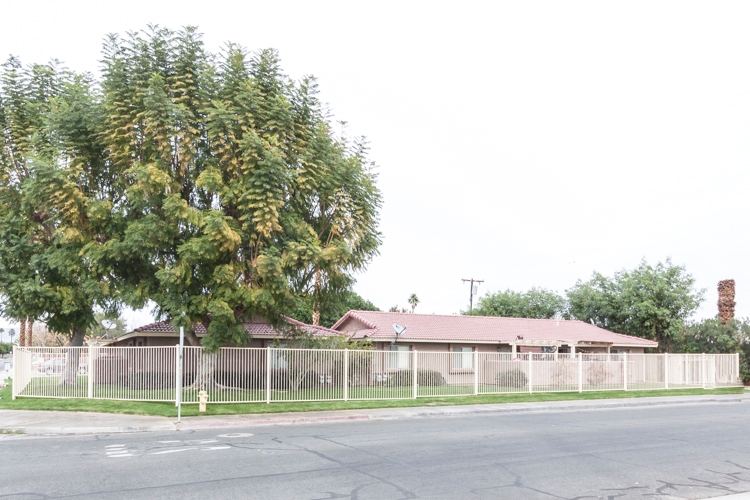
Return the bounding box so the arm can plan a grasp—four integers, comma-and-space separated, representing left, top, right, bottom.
408, 294, 420, 314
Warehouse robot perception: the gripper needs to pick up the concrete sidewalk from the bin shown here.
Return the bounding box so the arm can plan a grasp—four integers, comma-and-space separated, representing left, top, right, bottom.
1, 393, 747, 435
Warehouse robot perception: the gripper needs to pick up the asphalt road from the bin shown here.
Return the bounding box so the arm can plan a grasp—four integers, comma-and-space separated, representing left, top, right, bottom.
1, 402, 749, 499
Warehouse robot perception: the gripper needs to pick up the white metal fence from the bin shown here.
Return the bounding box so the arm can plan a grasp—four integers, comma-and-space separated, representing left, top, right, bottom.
12, 346, 743, 403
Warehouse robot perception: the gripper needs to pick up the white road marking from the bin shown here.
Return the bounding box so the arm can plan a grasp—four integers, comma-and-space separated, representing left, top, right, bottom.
197, 440, 218, 444
201, 446, 231, 451
217, 433, 254, 438
151, 448, 197, 455
106, 448, 132, 458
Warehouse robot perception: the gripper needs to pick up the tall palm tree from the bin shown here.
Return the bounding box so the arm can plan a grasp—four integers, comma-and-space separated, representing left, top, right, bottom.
408, 294, 420, 314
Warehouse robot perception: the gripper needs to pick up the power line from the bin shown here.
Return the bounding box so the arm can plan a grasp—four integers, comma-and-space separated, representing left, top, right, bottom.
461, 278, 484, 312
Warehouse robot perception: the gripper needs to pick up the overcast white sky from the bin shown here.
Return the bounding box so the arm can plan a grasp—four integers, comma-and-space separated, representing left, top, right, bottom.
1, 1, 748, 335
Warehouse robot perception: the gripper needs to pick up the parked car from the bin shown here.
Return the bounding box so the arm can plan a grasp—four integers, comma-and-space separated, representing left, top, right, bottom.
39, 358, 87, 376
41, 358, 66, 375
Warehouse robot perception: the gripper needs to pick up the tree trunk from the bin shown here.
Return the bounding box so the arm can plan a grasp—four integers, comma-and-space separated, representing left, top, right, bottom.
184, 328, 201, 347
187, 321, 217, 390
190, 351, 217, 390
19, 318, 26, 347
59, 327, 86, 386
312, 268, 321, 326
27, 320, 33, 346
718, 279, 736, 324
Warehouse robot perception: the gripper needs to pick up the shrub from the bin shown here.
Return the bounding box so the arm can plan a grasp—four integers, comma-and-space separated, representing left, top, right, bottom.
386, 369, 446, 387
496, 368, 528, 388
587, 363, 610, 386
418, 369, 446, 386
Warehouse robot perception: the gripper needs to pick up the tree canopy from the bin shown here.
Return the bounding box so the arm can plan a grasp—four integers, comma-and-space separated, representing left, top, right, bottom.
0, 26, 382, 351
287, 289, 378, 329
0, 57, 113, 346
566, 258, 704, 351
464, 287, 567, 319
673, 318, 750, 382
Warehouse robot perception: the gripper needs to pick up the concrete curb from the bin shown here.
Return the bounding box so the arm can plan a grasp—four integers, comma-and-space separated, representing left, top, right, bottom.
2, 394, 746, 435
176, 394, 749, 431
386, 395, 749, 418
177, 414, 370, 430
2, 424, 177, 435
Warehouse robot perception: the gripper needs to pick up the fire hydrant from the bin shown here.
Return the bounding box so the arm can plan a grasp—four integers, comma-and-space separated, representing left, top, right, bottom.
198, 390, 209, 412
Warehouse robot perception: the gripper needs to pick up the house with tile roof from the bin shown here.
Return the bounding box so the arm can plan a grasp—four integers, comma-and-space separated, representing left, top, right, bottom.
331, 311, 658, 355
106, 317, 340, 347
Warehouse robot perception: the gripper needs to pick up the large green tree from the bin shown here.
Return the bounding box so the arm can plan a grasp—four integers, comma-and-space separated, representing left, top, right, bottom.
566, 258, 704, 351
465, 287, 567, 319
286, 116, 381, 325
0, 27, 382, 391
94, 27, 381, 358
0, 59, 111, 343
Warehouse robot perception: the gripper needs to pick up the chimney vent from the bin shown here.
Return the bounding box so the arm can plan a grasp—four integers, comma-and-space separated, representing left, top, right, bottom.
718, 279, 736, 324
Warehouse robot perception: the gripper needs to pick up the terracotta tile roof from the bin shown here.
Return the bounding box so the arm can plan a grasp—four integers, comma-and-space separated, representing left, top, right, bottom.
132, 317, 339, 337
332, 311, 658, 347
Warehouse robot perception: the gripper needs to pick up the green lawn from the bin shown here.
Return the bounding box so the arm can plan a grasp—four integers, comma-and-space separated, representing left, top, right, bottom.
1, 380, 744, 418
17, 375, 699, 402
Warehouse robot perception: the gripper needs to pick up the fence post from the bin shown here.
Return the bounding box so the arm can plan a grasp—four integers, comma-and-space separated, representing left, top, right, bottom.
664, 353, 669, 389
473, 350, 479, 396
266, 347, 272, 404
623, 352, 627, 391
87, 345, 94, 399
343, 348, 349, 401
702, 353, 706, 390
578, 352, 583, 393
412, 350, 418, 399
528, 354, 533, 394
737, 353, 741, 385
11, 345, 16, 400
174, 346, 180, 406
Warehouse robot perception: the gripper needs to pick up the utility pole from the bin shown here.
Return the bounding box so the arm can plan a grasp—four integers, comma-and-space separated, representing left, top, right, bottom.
462, 278, 484, 311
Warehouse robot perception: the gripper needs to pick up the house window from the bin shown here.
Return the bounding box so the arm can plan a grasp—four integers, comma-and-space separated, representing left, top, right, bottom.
452, 347, 474, 369
387, 345, 411, 370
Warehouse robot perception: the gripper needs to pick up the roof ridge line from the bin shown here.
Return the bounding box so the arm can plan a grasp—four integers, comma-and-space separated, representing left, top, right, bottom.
351, 310, 579, 323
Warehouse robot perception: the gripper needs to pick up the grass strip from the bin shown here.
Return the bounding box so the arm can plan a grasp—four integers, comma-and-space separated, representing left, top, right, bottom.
0, 381, 744, 418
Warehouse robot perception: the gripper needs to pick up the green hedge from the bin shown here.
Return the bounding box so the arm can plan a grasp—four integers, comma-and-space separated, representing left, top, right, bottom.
495, 368, 528, 388
386, 369, 446, 387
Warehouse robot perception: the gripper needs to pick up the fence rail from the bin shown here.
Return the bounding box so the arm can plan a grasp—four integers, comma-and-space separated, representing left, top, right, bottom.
12, 347, 742, 403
